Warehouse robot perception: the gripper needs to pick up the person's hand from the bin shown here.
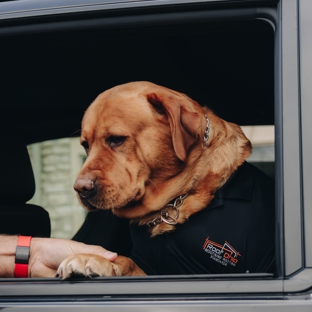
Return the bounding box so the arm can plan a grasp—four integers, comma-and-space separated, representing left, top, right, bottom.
28, 238, 118, 278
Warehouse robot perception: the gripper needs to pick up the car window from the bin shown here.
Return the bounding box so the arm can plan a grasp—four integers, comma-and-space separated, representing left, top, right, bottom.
2, 1, 312, 309
1, 1, 295, 301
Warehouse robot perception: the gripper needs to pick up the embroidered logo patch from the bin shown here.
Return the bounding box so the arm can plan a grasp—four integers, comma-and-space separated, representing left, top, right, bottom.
203, 237, 241, 267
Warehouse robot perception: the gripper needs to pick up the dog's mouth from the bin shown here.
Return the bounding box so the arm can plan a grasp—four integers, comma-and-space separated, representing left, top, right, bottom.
123, 198, 138, 209
81, 200, 99, 212
78, 194, 103, 212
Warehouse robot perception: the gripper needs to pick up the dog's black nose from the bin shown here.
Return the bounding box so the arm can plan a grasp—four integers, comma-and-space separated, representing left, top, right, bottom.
74, 178, 95, 199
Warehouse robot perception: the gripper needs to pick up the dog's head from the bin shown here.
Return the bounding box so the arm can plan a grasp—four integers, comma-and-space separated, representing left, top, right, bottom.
74, 81, 207, 218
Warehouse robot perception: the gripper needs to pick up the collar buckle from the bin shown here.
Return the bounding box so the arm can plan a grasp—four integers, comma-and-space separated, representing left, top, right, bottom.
147, 193, 188, 228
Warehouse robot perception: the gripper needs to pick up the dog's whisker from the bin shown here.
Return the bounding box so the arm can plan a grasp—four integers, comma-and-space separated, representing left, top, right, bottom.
70, 129, 82, 137
110, 198, 114, 210
147, 179, 159, 193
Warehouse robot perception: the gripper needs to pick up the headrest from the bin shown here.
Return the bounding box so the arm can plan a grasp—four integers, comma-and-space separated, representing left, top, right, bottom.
0, 139, 35, 204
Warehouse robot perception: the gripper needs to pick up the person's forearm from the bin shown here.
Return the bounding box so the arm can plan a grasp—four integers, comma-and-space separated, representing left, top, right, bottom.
0, 235, 18, 277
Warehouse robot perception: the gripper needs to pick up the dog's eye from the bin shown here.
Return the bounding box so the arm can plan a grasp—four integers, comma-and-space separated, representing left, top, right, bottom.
81, 141, 90, 153
107, 136, 127, 147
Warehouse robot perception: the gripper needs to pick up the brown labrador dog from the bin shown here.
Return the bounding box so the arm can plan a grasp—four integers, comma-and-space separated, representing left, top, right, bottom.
56, 81, 253, 278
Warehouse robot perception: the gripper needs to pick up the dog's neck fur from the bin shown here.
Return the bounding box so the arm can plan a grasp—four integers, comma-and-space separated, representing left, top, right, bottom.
116, 108, 252, 237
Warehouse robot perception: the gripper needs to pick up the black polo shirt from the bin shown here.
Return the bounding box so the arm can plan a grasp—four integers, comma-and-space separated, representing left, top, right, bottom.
130, 161, 275, 275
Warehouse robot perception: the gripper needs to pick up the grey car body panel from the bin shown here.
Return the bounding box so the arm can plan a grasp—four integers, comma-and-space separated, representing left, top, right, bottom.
1, 0, 312, 309
300, 0, 312, 268
279, 0, 302, 277
0, 301, 312, 312
0, 0, 277, 20
0, 275, 283, 296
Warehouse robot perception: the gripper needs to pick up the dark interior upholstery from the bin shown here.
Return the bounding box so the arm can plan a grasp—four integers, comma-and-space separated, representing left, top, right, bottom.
73, 210, 132, 256
0, 139, 51, 237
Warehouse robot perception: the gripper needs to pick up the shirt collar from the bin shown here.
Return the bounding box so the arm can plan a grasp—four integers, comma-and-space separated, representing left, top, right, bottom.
208, 161, 253, 210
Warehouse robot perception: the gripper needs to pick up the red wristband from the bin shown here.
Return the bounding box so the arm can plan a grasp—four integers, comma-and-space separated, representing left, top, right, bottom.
14, 236, 32, 278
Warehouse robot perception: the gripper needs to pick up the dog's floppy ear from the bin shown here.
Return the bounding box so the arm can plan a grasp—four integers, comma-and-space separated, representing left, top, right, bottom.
147, 92, 201, 161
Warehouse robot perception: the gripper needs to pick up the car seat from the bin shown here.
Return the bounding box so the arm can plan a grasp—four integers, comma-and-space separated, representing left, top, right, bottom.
0, 139, 51, 237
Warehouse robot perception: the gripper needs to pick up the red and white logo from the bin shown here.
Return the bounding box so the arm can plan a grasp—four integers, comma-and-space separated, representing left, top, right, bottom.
203, 237, 241, 267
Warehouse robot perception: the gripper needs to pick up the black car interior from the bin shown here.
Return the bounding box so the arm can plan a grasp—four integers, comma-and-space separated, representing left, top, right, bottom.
0, 13, 274, 252
0, 138, 51, 237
